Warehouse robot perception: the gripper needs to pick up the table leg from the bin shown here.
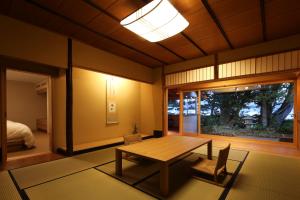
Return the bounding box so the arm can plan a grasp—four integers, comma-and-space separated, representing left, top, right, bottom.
207, 140, 212, 160
160, 162, 169, 196
115, 149, 122, 176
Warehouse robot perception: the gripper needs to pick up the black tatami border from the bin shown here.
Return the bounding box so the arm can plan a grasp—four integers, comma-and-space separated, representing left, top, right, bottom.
95, 149, 249, 200
8, 170, 29, 200
8, 147, 249, 200
219, 151, 250, 200
8, 159, 115, 200
94, 167, 161, 200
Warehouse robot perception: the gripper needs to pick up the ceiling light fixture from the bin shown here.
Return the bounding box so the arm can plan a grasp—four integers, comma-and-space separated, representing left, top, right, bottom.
120, 0, 189, 42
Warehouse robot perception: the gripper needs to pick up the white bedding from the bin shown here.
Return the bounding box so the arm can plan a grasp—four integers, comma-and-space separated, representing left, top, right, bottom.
7, 120, 35, 148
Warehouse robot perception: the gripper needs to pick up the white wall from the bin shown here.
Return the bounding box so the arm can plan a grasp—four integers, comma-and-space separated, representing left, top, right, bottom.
73, 68, 141, 145
7, 80, 47, 130
73, 67, 163, 146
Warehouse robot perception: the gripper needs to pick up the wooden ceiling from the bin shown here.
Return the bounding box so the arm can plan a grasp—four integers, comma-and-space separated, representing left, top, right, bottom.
1, 0, 300, 68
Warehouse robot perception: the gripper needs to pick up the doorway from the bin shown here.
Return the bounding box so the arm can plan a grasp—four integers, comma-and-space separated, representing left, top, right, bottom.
6, 69, 53, 160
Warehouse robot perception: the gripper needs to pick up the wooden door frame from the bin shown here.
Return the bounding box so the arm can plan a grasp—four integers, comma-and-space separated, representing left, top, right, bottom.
163, 89, 168, 136
0, 66, 7, 169
47, 77, 53, 152
0, 56, 60, 167
5, 68, 55, 156
165, 89, 183, 135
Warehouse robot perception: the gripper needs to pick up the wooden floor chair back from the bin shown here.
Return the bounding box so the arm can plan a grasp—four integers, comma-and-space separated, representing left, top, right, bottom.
215, 144, 230, 176
192, 143, 231, 182
123, 134, 142, 162
123, 133, 142, 145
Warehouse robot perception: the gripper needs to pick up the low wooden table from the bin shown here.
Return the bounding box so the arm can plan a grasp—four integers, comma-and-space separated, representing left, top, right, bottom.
115, 136, 212, 196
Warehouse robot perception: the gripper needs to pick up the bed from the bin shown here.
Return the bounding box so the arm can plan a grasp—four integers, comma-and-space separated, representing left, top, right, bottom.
7, 120, 35, 152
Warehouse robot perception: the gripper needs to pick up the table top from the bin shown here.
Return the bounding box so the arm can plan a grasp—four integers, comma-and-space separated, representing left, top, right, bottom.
117, 136, 211, 162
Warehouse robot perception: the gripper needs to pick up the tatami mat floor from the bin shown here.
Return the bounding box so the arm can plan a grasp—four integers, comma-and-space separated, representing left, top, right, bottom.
226, 152, 300, 200
1, 143, 300, 200
25, 169, 155, 200
0, 171, 21, 200
11, 146, 116, 189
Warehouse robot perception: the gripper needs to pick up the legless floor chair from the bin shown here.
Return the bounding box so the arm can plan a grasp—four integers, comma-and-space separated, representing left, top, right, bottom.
122, 134, 143, 163
191, 144, 231, 184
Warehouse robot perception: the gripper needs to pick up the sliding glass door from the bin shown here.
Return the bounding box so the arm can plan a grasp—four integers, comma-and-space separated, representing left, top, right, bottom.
200, 82, 294, 143
168, 89, 180, 133
183, 91, 199, 134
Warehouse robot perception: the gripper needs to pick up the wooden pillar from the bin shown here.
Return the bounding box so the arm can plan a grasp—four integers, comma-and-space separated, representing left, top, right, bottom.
66, 38, 73, 156
296, 75, 300, 149
162, 67, 168, 136
214, 54, 219, 80
47, 77, 53, 152
198, 90, 201, 135
163, 88, 168, 136
0, 66, 6, 169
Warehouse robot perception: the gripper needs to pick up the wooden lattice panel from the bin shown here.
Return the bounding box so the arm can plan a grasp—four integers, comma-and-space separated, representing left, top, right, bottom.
219, 50, 300, 78
165, 66, 214, 86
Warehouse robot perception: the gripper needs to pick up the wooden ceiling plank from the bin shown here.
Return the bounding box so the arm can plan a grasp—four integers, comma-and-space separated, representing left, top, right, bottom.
225, 23, 262, 47
201, 0, 234, 49
181, 32, 207, 55
84, 0, 185, 61
108, 28, 182, 63
92, 36, 163, 67
25, 0, 166, 65
158, 33, 204, 60
0, 0, 12, 14
173, 1, 229, 53
265, 0, 300, 40
167, 0, 208, 55
157, 43, 186, 61
208, 0, 262, 48
83, 0, 119, 21
260, 0, 267, 41
90, 0, 118, 10
189, 33, 230, 54
57, 0, 100, 25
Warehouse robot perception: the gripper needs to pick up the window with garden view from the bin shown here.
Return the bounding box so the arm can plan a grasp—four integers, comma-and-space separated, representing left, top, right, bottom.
200, 82, 294, 142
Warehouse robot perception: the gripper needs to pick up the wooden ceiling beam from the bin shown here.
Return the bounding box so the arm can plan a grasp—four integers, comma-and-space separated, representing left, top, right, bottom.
201, 0, 234, 49
260, 0, 267, 41
181, 32, 207, 56
83, 0, 185, 61
157, 43, 186, 60
25, 0, 167, 65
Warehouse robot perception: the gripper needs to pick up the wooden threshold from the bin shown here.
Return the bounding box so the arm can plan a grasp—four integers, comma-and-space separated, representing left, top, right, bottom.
5, 152, 64, 170
182, 133, 300, 158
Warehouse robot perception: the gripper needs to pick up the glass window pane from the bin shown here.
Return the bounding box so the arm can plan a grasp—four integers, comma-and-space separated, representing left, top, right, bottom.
168, 89, 180, 133
183, 91, 198, 133
200, 82, 294, 143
